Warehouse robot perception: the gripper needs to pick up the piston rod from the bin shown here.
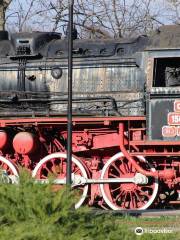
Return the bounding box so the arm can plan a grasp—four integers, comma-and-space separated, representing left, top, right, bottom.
34, 173, 148, 186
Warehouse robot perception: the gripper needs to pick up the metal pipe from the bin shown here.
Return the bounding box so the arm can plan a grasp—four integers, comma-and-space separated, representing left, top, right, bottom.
119, 122, 175, 179
0, 96, 118, 104
0, 96, 120, 116
66, 0, 74, 185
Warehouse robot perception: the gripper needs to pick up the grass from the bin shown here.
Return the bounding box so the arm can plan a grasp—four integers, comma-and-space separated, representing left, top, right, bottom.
0, 170, 179, 240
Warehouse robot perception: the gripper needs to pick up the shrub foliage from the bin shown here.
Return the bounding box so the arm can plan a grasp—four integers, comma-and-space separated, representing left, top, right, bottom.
0, 170, 179, 240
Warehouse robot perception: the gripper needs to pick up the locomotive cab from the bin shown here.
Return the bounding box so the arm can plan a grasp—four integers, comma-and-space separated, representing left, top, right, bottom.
146, 55, 180, 140
146, 25, 180, 141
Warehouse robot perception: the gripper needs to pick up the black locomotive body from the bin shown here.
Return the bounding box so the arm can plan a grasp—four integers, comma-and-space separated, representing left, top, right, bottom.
0, 25, 179, 120
0, 29, 149, 117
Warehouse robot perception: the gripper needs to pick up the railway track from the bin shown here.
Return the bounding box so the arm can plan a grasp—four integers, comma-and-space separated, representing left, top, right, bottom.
92, 209, 180, 218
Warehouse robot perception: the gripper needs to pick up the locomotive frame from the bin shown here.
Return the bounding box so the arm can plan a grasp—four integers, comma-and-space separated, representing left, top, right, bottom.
0, 25, 180, 210
0, 113, 178, 210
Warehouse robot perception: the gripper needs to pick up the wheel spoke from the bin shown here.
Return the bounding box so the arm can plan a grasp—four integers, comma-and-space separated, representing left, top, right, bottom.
44, 166, 53, 175
115, 190, 125, 201
130, 192, 135, 209
133, 192, 138, 208
139, 189, 151, 199
109, 172, 119, 178
122, 192, 128, 207
111, 186, 121, 193
111, 162, 123, 175
73, 167, 80, 174
141, 185, 154, 189
122, 161, 129, 173
129, 163, 133, 173
51, 160, 59, 173
41, 174, 47, 179
134, 190, 144, 204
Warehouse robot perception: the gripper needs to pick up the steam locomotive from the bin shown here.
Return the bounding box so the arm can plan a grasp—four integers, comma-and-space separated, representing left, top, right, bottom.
0, 25, 180, 210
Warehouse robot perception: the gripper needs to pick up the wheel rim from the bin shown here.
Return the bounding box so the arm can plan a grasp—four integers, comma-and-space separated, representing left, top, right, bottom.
32, 152, 88, 209
0, 156, 19, 184
100, 152, 158, 210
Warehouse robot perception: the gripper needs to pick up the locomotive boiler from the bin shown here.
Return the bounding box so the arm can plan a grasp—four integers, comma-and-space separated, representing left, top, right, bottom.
0, 30, 147, 116
0, 25, 179, 210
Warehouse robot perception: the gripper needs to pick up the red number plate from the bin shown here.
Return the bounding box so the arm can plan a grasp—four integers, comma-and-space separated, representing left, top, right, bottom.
162, 126, 176, 137
174, 100, 180, 112
168, 113, 180, 125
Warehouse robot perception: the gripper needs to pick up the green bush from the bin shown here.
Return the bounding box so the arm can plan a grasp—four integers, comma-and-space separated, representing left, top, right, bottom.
0, 170, 179, 240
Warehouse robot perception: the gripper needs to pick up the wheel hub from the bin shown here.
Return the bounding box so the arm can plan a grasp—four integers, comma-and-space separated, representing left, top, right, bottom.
120, 183, 137, 192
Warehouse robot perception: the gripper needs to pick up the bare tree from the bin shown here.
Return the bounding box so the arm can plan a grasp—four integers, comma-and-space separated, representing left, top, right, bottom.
6, 0, 55, 32
92, 0, 161, 37
0, 0, 12, 30
45, 0, 162, 38
4, 0, 180, 37
165, 0, 180, 24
